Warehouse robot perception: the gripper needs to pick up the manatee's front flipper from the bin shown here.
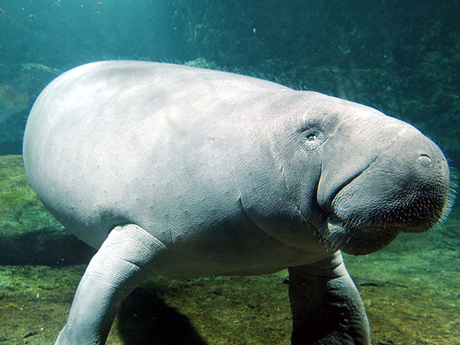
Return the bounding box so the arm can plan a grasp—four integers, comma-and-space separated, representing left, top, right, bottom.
55, 224, 169, 345
288, 252, 370, 345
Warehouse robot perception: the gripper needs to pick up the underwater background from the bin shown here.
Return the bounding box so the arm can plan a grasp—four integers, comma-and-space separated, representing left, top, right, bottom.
0, 1, 459, 344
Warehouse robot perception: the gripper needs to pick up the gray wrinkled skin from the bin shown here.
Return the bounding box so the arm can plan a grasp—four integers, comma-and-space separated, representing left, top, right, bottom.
23, 61, 451, 345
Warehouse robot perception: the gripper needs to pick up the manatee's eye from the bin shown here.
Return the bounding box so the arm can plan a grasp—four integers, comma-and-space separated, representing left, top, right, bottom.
301, 127, 325, 150
306, 132, 317, 141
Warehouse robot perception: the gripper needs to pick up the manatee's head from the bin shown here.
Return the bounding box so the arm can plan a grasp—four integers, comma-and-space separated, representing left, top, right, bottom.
278, 92, 453, 256
311, 97, 453, 255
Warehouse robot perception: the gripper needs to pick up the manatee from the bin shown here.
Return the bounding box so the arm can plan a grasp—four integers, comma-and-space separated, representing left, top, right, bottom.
22, 61, 452, 344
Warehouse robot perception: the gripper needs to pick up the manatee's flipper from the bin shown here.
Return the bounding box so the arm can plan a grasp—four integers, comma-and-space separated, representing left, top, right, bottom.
288, 252, 370, 345
55, 224, 169, 345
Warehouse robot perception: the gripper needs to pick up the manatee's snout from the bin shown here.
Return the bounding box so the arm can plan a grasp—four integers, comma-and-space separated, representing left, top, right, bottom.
323, 127, 452, 256
401, 150, 449, 232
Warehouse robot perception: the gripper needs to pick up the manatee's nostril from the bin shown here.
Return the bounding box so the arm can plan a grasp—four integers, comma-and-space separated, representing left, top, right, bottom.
419, 154, 432, 167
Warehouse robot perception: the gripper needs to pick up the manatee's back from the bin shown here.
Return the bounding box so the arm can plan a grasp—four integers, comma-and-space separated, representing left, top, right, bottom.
23, 61, 292, 249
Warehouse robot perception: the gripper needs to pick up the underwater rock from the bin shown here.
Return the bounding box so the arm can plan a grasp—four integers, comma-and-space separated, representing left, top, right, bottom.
184, 57, 217, 69
19, 62, 61, 76
0, 63, 61, 155
0, 75, 32, 125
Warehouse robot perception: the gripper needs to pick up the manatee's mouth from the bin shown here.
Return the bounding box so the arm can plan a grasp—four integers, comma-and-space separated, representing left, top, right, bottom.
317, 169, 453, 256
319, 215, 404, 255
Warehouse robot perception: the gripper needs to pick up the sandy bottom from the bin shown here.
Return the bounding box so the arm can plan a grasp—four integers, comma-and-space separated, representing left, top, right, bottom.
1, 216, 459, 345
